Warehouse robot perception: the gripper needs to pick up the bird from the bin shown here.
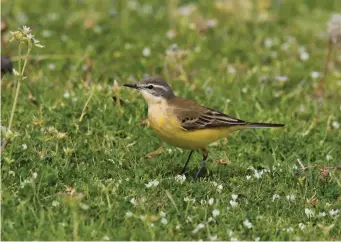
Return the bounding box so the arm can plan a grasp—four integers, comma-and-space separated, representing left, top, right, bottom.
124, 76, 284, 178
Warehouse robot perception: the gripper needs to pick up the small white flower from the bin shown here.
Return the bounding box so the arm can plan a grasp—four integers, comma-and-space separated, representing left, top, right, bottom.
311, 72, 320, 79
22, 144, 28, 150
329, 209, 339, 216
176, 224, 181, 230
228, 66, 236, 74
217, 184, 223, 193
286, 227, 294, 232
276, 76, 288, 82
150, 223, 154, 227
229, 200, 238, 208
175, 174, 186, 184
305, 208, 314, 218
161, 217, 168, 225
166, 29, 176, 39
242, 87, 248, 94
232, 194, 238, 200
125, 211, 133, 217
318, 212, 327, 217
48, 63, 56, 70
22, 25, 31, 33
160, 211, 166, 217
208, 198, 214, 205
140, 215, 146, 221
63, 92, 70, 99
272, 194, 280, 201
52, 200, 60, 207
332, 121, 340, 129
264, 38, 273, 48
286, 194, 296, 201
142, 47, 151, 57
300, 51, 309, 61
26, 33, 34, 39
212, 209, 220, 217
72, 97, 78, 102
130, 197, 137, 205
184, 196, 190, 202
211, 181, 218, 187
298, 223, 306, 231
145, 179, 159, 188
246, 175, 251, 180
243, 219, 253, 229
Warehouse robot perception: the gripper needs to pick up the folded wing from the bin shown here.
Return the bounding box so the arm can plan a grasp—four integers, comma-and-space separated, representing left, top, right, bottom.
168, 98, 246, 130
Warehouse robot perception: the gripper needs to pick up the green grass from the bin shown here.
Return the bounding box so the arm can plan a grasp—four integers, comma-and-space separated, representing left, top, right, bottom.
1, 0, 341, 240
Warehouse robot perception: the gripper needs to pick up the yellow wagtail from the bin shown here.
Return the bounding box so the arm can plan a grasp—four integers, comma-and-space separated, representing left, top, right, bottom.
124, 76, 284, 178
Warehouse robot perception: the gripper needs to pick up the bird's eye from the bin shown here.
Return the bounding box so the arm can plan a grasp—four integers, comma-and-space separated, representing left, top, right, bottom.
147, 85, 154, 89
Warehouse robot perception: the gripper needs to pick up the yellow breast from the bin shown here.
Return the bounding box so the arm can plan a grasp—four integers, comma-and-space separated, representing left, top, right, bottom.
147, 102, 233, 150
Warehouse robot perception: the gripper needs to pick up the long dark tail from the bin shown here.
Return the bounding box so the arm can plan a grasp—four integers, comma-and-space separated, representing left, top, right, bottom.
246, 122, 285, 128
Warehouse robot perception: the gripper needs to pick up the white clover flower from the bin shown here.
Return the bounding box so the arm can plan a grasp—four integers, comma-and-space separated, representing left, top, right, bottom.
52, 200, 60, 207
212, 209, 220, 217
276, 76, 288, 82
329, 209, 339, 216
311, 72, 320, 79
22, 144, 28, 150
332, 121, 340, 129
243, 219, 253, 229
145, 179, 159, 188
217, 184, 223, 193
161, 217, 168, 225
318, 212, 327, 217
176, 224, 181, 230
264, 38, 273, 48
300, 51, 310, 61
242, 87, 248, 94
142, 47, 151, 57
229, 200, 238, 208
130, 197, 137, 205
63, 92, 70, 99
272, 194, 280, 201
286, 194, 296, 201
286, 227, 294, 232
232, 194, 238, 200
175, 174, 186, 184
208, 198, 214, 205
160, 211, 166, 217
246, 175, 252, 180
305, 208, 315, 218
298, 223, 306, 231
125, 211, 133, 217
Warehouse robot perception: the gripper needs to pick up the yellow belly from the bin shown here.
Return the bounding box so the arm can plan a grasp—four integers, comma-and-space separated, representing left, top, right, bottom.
148, 112, 236, 150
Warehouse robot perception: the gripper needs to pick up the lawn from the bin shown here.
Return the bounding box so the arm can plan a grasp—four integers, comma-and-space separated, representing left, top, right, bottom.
1, 0, 341, 240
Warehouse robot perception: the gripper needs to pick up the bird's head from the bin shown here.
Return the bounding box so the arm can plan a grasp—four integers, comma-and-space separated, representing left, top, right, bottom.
124, 76, 175, 104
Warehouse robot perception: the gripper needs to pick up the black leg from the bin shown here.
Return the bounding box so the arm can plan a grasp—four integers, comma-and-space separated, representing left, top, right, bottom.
195, 149, 208, 178
180, 150, 194, 175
